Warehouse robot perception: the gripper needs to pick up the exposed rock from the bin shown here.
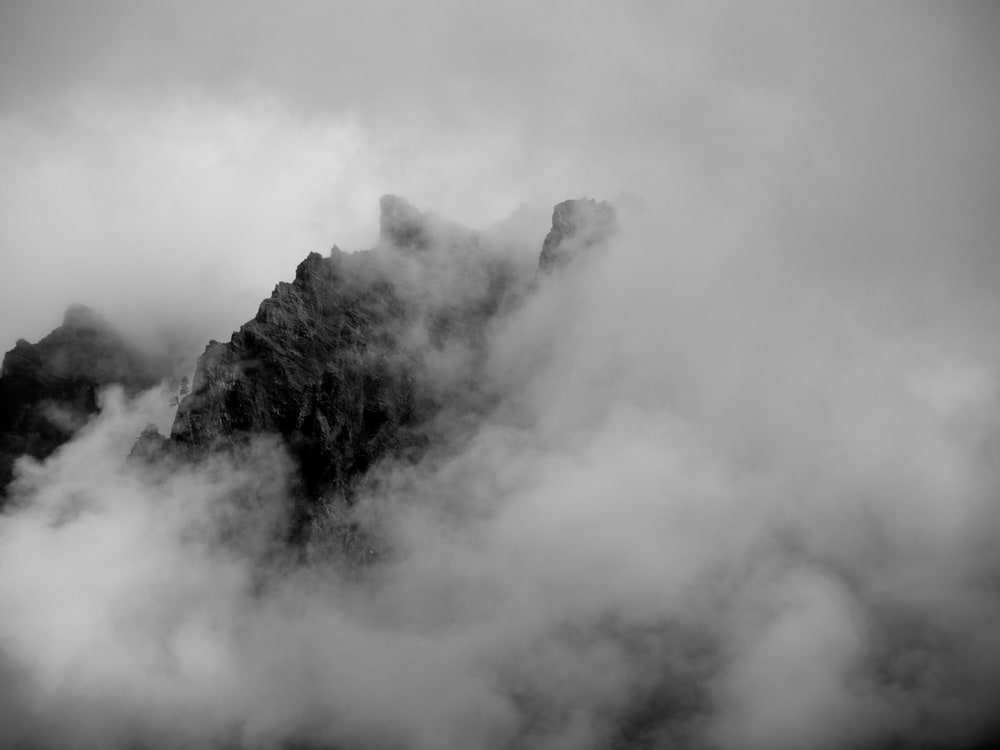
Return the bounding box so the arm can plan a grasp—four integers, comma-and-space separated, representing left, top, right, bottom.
379, 194, 485, 257
1, 195, 609, 545
128, 422, 172, 465
171, 249, 422, 502
0, 305, 167, 497
171, 194, 602, 497
380, 194, 434, 250
165, 194, 571, 554
538, 198, 617, 271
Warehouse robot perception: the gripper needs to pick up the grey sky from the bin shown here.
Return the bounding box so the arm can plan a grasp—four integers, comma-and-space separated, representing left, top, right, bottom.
1, 1, 998, 355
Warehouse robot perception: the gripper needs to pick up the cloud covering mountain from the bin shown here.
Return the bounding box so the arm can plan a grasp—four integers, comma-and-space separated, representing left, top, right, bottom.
1, 2, 1000, 748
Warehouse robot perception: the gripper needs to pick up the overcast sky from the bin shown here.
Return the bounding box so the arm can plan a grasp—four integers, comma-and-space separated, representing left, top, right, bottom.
1, 2, 998, 353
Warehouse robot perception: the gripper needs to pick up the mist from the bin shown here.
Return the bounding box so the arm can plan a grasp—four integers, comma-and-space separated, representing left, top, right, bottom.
2, 2, 994, 356
2, 2, 1000, 749
2, 197, 1000, 747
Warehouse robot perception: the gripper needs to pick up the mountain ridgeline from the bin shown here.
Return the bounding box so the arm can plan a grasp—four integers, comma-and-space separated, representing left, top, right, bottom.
1, 197, 617, 548
0, 304, 168, 494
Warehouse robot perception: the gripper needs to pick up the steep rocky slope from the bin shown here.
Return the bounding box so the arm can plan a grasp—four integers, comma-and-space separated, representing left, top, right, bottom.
2, 196, 616, 532
539, 197, 618, 272
0, 304, 167, 497
165, 195, 615, 547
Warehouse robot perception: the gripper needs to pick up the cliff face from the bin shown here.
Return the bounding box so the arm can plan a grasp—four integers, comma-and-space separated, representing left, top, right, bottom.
170, 248, 421, 499
0, 305, 166, 496
2, 196, 616, 530
539, 198, 617, 272
166, 196, 549, 548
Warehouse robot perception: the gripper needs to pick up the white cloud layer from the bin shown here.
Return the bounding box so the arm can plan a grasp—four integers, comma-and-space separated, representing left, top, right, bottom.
2, 196, 1000, 746
2, 2, 996, 356
1, 2, 999, 748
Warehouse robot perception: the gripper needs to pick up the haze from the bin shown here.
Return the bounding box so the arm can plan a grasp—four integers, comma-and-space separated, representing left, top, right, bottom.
1, 2, 1000, 749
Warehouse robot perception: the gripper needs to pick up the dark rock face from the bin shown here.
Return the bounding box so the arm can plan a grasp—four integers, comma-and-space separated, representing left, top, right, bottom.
380, 194, 434, 250
168, 196, 535, 547
2, 195, 603, 541
171, 249, 421, 499
0, 305, 166, 497
539, 198, 617, 272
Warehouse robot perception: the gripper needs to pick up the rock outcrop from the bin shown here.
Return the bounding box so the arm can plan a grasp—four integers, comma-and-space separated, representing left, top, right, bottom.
0, 304, 166, 497
538, 198, 617, 272
380, 193, 436, 250
170, 248, 421, 498
165, 196, 536, 549
2, 195, 611, 540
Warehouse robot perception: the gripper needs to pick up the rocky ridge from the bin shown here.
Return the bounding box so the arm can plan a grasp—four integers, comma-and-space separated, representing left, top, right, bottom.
539, 198, 618, 272
0, 304, 168, 497
1, 197, 617, 535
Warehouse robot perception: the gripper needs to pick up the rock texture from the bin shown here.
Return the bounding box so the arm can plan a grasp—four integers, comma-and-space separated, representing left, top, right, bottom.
171, 249, 420, 497
539, 198, 617, 272
379, 193, 436, 250
0, 304, 166, 497
165, 196, 533, 548
1, 196, 611, 540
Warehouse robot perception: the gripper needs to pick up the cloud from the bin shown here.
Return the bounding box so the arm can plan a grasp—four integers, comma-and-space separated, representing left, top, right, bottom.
0, 94, 388, 355
1, 3, 1000, 748
5, 186, 1000, 748
3, 2, 998, 358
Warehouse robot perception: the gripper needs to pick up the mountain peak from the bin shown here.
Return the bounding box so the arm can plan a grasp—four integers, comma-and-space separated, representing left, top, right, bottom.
539, 198, 617, 271
379, 194, 432, 250
0, 306, 167, 498
62, 303, 107, 330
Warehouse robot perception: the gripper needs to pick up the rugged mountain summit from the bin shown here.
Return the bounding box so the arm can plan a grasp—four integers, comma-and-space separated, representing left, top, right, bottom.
2, 196, 617, 526
539, 198, 617, 271
379, 193, 437, 250
165, 195, 618, 545
0, 304, 166, 496
170, 247, 421, 502
160, 197, 535, 547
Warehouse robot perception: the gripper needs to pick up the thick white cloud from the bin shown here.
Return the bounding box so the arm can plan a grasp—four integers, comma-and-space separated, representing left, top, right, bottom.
3, 203, 1000, 746
1, 2, 1000, 748
2, 3, 995, 355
